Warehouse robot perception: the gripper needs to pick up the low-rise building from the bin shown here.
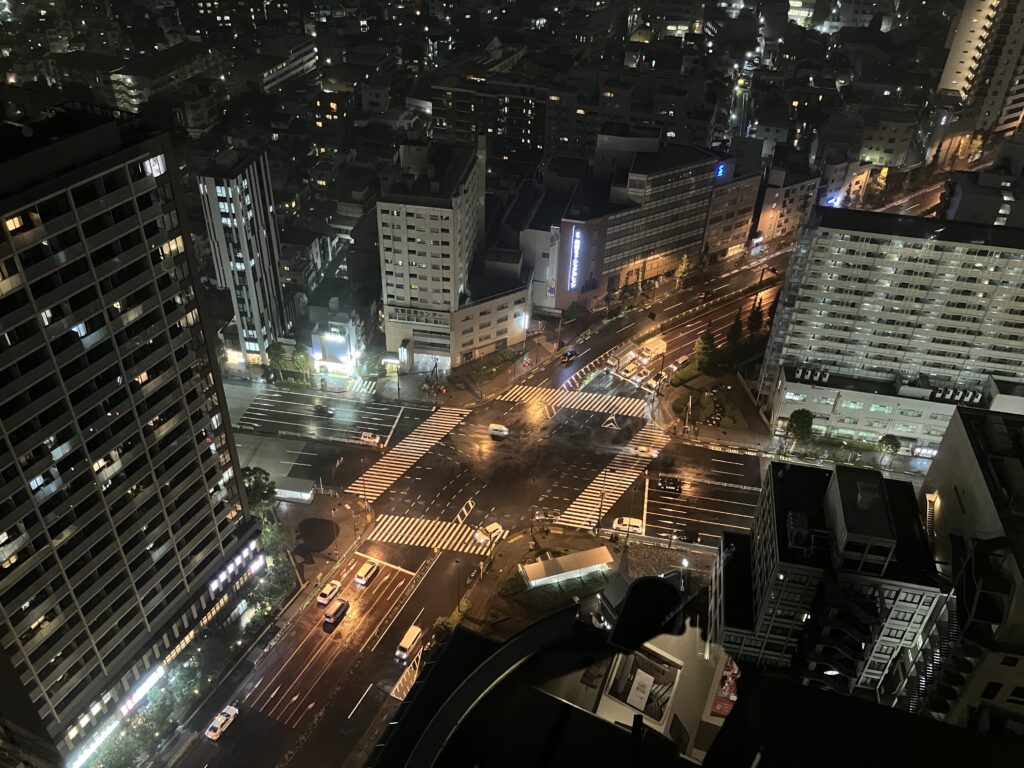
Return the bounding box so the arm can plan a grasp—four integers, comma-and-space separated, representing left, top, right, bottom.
109, 42, 221, 114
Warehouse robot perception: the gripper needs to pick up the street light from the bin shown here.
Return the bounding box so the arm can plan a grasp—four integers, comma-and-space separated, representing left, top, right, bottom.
455, 558, 461, 608
682, 557, 690, 594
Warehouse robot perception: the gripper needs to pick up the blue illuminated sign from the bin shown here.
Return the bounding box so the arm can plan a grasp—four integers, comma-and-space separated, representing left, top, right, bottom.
568, 227, 582, 291
716, 162, 726, 178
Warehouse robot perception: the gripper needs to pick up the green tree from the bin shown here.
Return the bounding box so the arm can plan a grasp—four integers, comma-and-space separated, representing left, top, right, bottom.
241, 466, 276, 514
877, 434, 901, 466
726, 309, 743, 346
785, 409, 815, 442
292, 346, 314, 381
267, 341, 288, 375
747, 301, 764, 337
693, 328, 716, 372
673, 255, 690, 282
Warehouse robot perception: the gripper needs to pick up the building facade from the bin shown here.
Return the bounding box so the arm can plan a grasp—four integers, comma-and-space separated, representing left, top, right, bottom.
198, 148, 287, 365
760, 207, 1024, 402
378, 142, 485, 370
0, 110, 254, 761
755, 166, 820, 242
713, 462, 944, 706
702, 156, 758, 259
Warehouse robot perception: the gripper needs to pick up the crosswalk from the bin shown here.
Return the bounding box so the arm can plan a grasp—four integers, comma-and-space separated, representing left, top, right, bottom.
499, 385, 648, 418
557, 424, 671, 530
345, 407, 470, 502
347, 378, 377, 394
368, 514, 500, 555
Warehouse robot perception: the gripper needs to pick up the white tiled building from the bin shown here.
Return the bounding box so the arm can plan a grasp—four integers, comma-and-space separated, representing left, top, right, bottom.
761, 207, 1024, 448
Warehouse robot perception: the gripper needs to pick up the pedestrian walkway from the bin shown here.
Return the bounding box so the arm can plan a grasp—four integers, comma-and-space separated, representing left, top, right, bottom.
368, 514, 502, 555
345, 407, 470, 502
558, 424, 671, 530
499, 384, 648, 418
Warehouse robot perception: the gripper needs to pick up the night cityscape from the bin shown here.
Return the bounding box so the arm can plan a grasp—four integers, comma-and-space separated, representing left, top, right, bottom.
2, 0, 1024, 765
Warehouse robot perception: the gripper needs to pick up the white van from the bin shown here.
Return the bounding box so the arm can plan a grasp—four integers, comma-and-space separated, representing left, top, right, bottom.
323, 597, 349, 624
612, 517, 644, 534
395, 624, 422, 663
488, 423, 510, 439
355, 560, 379, 586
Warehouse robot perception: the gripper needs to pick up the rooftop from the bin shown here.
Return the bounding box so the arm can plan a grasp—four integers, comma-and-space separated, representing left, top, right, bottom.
782, 366, 900, 398
382, 142, 477, 206
834, 466, 895, 540
529, 188, 571, 231
114, 42, 211, 79
769, 462, 834, 570
630, 144, 716, 175
200, 146, 265, 180
811, 206, 1024, 252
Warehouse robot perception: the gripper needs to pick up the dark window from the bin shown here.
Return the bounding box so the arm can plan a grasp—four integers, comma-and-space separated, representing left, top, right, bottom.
981, 682, 1002, 700
1002, 656, 1019, 667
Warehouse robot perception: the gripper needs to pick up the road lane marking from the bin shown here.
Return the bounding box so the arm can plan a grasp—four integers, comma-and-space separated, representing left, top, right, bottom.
349, 684, 374, 719
384, 406, 404, 449
355, 552, 417, 576
364, 561, 436, 654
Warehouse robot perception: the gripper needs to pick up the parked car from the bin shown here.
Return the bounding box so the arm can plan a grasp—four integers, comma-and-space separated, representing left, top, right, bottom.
316, 579, 342, 606
560, 350, 578, 364
314, 404, 335, 417
657, 476, 682, 494
205, 706, 239, 741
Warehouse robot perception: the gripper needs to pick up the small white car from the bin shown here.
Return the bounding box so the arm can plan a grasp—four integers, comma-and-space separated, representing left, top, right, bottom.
205, 705, 239, 741
316, 579, 342, 606
473, 522, 504, 544
629, 445, 660, 459
360, 432, 381, 447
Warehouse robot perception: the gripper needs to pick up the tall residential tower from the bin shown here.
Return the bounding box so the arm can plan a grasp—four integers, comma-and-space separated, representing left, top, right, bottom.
0, 109, 255, 761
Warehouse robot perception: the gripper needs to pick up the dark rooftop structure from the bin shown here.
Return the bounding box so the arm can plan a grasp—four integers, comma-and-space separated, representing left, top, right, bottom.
783, 365, 900, 398
811, 206, 1024, 251
630, 144, 716, 175
721, 532, 755, 631
768, 462, 833, 569
382, 141, 477, 207
115, 42, 212, 79
834, 466, 896, 540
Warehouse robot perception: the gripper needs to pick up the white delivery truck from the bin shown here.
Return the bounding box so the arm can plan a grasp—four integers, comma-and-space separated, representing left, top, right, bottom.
638, 336, 667, 364
607, 342, 639, 370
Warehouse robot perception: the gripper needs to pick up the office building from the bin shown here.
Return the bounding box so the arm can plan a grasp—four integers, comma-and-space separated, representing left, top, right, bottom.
919, 407, 1024, 728
198, 148, 287, 366
553, 144, 717, 310
760, 208, 1024, 422
702, 155, 758, 259
712, 462, 943, 705
0, 109, 255, 761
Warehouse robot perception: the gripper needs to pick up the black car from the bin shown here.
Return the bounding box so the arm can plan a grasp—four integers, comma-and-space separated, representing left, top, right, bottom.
698, 289, 713, 300
657, 475, 682, 494
560, 350, 578, 364
313, 404, 335, 417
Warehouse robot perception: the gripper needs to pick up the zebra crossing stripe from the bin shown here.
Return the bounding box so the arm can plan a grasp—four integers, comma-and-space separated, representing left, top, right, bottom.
499, 385, 647, 418
369, 514, 492, 555
558, 424, 671, 530
345, 408, 470, 502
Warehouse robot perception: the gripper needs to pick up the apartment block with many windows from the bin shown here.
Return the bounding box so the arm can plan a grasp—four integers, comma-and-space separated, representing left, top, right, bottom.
0, 109, 255, 761
760, 207, 1024, 446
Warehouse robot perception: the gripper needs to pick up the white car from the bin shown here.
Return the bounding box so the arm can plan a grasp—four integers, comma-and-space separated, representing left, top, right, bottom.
473, 522, 504, 544
629, 445, 660, 459
205, 705, 239, 741
316, 579, 342, 606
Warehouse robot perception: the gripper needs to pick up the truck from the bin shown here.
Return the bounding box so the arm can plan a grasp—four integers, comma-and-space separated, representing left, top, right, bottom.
607, 341, 639, 370
638, 336, 667, 364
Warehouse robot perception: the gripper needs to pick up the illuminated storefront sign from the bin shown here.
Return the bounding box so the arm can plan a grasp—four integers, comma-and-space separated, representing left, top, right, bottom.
568, 226, 582, 290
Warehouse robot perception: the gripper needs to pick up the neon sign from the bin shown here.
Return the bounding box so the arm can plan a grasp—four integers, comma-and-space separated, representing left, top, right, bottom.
568, 226, 582, 290
716, 162, 726, 178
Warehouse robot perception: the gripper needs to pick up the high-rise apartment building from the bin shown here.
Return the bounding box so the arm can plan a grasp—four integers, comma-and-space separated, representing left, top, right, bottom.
198, 148, 286, 366
0, 109, 256, 761
761, 207, 1024, 399
711, 462, 944, 707
938, 0, 1024, 136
